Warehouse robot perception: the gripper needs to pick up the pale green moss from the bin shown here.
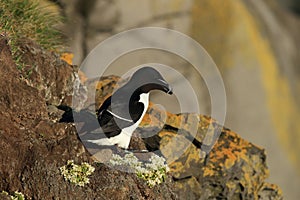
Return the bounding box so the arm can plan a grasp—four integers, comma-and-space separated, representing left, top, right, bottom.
60, 160, 95, 187
10, 191, 25, 200
1, 191, 9, 195
109, 153, 169, 188
1, 191, 25, 200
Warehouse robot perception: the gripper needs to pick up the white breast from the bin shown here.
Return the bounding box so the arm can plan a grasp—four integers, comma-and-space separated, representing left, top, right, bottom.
87, 93, 150, 149
114, 93, 149, 148
136, 93, 149, 127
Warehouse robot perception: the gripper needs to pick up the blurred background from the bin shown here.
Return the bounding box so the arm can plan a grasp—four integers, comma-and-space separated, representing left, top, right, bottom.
46, 0, 300, 198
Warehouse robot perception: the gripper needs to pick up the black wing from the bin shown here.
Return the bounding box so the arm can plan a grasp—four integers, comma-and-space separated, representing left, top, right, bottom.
97, 96, 145, 138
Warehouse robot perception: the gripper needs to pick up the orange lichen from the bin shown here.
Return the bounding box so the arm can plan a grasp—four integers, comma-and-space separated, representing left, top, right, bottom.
205, 129, 261, 177
60, 52, 73, 65
203, 167, 215, 177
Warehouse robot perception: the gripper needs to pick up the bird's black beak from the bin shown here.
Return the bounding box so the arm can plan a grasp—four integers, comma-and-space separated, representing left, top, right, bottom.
158, 79, 173, 95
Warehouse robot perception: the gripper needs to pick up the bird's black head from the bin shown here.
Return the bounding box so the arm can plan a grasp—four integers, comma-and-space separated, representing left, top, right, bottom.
129, 67, 173, 95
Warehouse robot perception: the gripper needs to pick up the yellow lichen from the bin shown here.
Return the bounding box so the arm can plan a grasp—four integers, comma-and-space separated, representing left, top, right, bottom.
203, 167, 215, 177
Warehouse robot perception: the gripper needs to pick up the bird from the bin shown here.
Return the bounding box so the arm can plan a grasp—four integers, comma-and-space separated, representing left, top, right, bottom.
82, 67, 173, 149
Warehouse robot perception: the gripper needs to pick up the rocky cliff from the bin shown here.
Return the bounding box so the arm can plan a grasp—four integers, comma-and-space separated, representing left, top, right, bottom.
54, 1, 300, 198
0, 36, 283, 199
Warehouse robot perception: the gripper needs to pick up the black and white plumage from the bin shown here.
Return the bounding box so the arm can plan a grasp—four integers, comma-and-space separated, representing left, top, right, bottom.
84, 67, 172, 149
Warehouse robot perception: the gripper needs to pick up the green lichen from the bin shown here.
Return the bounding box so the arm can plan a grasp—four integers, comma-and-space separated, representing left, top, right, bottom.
109, 153, 169, 188
10, 191, 25, 200
60, 160, 95, 187
1, 191, 25, 200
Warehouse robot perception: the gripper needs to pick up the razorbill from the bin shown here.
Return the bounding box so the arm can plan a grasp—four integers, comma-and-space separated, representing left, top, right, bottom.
85, 67, 173, 149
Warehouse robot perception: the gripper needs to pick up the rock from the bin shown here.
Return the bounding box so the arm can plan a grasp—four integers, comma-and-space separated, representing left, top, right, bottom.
90, 73, 283, 199
17, 39, 76, 107
46, 0, 300, 197
0, 193, 10, 200
91, 149, 113, 163
258, 183, 284, 200
0, 37, 177, 199
47, 104, 65, 122
0, 35, 282, 199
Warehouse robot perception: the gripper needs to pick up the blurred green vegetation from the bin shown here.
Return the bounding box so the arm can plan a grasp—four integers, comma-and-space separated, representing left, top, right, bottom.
0, 0, 63, 69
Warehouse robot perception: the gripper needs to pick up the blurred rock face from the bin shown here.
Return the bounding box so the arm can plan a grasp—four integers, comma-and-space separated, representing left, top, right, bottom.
276, 0, 300, 14
51, 0, 300, 199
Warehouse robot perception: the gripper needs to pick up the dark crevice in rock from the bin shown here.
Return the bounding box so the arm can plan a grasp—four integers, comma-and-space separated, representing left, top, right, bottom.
143, 134, 161, 152
172, 175, 192, 182
163, 124, 179, 132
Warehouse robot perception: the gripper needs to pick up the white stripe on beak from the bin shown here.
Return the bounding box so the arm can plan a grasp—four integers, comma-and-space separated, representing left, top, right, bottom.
159, 79, 172, 94
158, 79, 168, 85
